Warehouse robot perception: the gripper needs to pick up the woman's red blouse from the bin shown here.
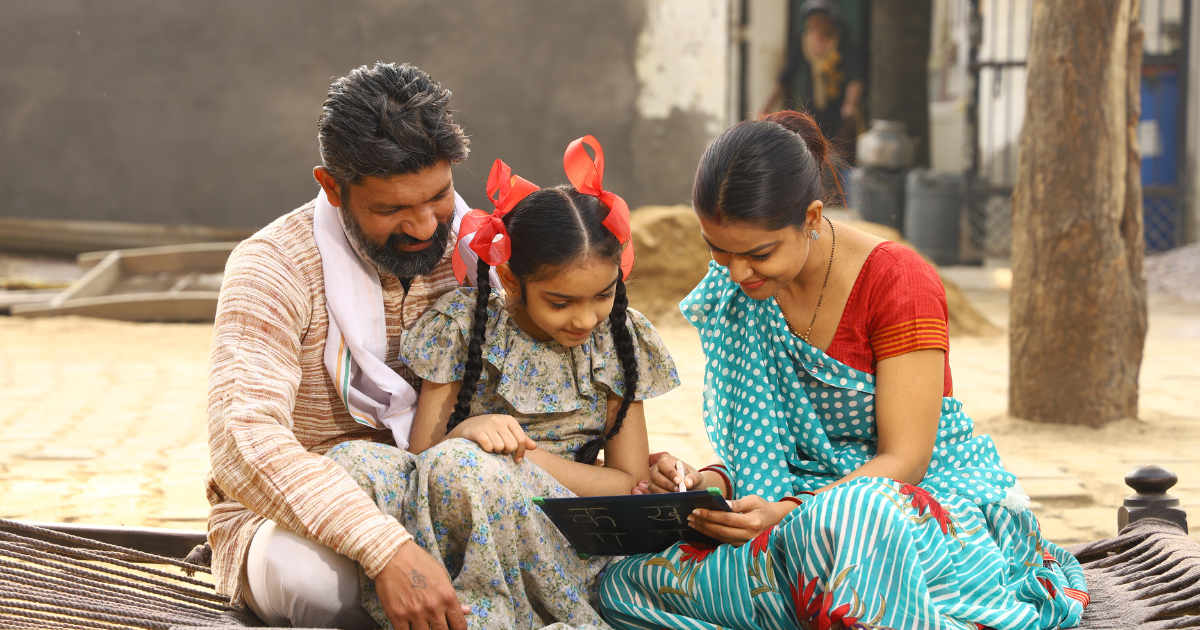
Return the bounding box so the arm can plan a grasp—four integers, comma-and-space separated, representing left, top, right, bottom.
825, 241, 953, 396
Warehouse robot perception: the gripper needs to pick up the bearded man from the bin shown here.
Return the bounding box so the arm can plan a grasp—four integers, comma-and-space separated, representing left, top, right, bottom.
206, 63, 488, 630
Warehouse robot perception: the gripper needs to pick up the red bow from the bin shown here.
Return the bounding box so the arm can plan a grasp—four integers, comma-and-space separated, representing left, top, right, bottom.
563, 135, 635, 279
452, 160, 539, 284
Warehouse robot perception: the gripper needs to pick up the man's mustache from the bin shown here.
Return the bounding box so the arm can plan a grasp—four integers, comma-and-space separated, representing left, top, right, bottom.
388, 221, 451, 247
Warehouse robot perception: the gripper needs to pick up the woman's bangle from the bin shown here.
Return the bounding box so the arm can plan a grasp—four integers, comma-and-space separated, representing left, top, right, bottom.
779, 490, 816, 507
698, 465, 731, 496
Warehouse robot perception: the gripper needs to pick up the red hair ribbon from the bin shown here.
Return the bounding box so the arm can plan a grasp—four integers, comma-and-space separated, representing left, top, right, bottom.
563, 135, 635, 279
452, 159, 539, 284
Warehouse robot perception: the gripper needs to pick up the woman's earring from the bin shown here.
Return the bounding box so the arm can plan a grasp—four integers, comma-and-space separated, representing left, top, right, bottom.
810, 229, 820, 241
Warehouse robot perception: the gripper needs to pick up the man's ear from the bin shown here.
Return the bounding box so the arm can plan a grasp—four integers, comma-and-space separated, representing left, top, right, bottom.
314, 167, 344, 208
495, 263, 520, 298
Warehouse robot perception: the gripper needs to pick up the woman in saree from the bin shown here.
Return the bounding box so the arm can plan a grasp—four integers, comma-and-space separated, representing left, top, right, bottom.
599, 111, 1089, 630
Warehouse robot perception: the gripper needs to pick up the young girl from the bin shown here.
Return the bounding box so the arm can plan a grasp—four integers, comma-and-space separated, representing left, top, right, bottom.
404, 135, 678, 493
331, 136, 679, 630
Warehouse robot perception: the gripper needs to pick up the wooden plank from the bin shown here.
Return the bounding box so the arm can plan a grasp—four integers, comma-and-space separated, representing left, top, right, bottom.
0, 290, 59, 312
12, 291, 219, 322
169, 272, 200, 293
0, 216, 253, 257
0, 521, 206, 561
77, 242, 239, 273
54, 251, 122, 303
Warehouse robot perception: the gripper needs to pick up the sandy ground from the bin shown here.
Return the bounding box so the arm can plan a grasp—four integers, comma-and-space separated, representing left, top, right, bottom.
1, 285, 1197, 545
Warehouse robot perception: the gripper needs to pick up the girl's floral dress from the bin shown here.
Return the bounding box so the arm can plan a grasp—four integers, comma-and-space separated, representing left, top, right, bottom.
328, 287, 680, 630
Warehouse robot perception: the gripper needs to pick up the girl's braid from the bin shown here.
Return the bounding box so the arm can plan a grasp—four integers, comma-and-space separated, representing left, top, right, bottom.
446, 258, 492, 433
575, 277, 638, 464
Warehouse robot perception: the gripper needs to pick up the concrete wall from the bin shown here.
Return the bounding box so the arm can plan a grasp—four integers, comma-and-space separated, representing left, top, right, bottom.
0, 0, 731, 230
741, 0, 790, 120
1188, 0, 1200, 244
632, 0, 732, 207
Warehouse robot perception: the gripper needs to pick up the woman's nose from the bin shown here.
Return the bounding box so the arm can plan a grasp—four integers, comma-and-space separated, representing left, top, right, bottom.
728, 258, 753, 281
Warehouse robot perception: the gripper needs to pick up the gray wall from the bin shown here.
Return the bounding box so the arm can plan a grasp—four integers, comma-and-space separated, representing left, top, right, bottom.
0, 0, 670, 230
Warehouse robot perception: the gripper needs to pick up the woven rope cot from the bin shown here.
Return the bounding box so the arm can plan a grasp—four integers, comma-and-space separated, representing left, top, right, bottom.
0, 518, 258, 629
1, 515, 1198, 629
1068, 518, 1200, 629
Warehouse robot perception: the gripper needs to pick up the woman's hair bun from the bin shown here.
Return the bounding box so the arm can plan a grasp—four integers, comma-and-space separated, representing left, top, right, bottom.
693, 108, 843, 230
760, 110, 831, 169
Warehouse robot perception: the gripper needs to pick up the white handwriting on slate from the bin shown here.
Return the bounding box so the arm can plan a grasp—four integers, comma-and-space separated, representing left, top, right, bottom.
644, 505, 684, 523
568, 507, 617, 528
587, 532, 627, 547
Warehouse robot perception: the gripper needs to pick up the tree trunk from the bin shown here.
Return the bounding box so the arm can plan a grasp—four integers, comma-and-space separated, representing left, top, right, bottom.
1009, 0, 1147, 427
868, 0, 932, 167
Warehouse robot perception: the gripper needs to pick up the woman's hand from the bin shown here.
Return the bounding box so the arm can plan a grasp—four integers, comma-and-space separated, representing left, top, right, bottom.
687, 496, 798, 546
642, 452, 704, 494
447, 414, 537, 463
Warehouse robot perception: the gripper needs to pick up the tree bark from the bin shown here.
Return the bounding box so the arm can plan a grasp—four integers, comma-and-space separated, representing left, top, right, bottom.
868, 0, 932, 167
1009, 0, 1147, 427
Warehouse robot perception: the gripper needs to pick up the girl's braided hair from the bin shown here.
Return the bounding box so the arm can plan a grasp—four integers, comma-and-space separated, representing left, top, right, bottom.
446, 186, 637, 465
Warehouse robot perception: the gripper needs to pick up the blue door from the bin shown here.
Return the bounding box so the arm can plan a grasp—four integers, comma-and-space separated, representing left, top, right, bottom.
1140, 66, 1183, 252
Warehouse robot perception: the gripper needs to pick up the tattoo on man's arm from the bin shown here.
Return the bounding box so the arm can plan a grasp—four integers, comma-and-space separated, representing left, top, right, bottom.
411, 569, 427, 589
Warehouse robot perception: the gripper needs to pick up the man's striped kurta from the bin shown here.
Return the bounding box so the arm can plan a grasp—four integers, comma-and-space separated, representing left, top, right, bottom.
206, 201, 458, 603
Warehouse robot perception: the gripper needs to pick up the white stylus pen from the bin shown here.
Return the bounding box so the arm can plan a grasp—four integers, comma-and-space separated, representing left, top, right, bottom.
675, 460, 687, 493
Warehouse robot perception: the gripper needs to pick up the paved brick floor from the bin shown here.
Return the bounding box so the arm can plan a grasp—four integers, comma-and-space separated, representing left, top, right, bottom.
1, 290, 1197, 545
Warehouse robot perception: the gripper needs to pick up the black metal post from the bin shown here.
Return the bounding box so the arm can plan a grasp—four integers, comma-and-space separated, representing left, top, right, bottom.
1118, 464, 1189, 533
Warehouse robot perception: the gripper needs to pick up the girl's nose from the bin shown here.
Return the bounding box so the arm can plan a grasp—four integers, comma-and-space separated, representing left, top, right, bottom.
573, 311, 598, 332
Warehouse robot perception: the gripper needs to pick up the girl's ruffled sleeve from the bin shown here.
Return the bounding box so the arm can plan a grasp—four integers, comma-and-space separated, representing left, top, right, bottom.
398, 289, 477, 384
594, 308, 681, 400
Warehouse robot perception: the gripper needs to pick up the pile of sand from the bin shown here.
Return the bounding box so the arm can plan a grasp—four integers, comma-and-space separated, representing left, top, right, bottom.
624, 206, 715, 327
1145, 242, 1200, 305
625, 205, 1001, 336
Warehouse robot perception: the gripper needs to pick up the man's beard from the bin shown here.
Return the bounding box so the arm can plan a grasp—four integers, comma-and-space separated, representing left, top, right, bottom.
340, 206, 452, 279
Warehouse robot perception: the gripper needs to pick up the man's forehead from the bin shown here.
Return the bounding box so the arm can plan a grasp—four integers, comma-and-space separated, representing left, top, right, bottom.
354, 161, 453, 207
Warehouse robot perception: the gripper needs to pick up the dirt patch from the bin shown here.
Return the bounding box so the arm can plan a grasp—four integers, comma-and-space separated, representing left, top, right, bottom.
625, 206, 713, 327
626, 205, 1002, 336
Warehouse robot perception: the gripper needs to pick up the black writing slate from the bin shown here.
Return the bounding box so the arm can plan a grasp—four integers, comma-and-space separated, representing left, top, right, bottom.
533, 488, 732, 557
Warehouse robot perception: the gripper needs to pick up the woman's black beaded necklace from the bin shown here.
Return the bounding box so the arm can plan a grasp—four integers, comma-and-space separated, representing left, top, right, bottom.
778, 216, 836, 344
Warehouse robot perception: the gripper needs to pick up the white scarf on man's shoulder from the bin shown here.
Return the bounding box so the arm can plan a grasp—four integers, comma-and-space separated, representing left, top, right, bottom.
312, 188, 473, 449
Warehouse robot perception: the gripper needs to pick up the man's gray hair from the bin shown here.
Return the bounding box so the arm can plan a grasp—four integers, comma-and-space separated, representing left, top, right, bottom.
318, 62, 469, 189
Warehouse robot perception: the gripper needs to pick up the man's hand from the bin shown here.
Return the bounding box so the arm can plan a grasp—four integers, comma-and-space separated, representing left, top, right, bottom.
375, 541, 468, 630
447, 414, 537, 463
687, 495, 798, 546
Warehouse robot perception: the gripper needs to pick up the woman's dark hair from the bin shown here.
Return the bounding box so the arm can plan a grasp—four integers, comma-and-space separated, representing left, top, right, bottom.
317, 62, 469, 193
446, 187, 638, 465
693, 110, 841, 230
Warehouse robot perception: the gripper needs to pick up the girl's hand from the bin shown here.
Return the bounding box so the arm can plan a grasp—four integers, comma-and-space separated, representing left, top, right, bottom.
645, 452, 703, 494
447, 414, 537, 463
687, 496, 798, 546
